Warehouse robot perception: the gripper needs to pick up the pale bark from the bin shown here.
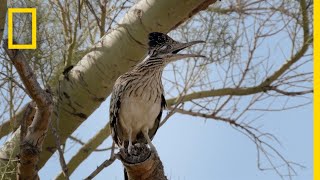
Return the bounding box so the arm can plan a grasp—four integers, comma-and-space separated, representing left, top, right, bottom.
0, 0, 7, 44
0, 0, 217, 175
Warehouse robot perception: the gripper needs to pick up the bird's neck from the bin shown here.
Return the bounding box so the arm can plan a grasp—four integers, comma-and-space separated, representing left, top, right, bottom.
122, 57, 164, 100
134, 56, 165, 78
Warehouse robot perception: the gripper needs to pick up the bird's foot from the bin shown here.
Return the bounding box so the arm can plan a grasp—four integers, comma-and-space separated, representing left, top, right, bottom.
128, 144, 134, 155
127, 144, 143, 156
135, 143, 142, 148
118, 144, 151, 164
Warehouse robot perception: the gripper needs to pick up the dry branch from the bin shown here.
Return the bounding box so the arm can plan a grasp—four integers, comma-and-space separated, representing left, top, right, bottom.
51, 125, 69, 180
84, 155, 116, 180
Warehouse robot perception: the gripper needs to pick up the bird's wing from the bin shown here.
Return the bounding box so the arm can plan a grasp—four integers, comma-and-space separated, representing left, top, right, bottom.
110, 81, 125, 147
149, 94, 167, 140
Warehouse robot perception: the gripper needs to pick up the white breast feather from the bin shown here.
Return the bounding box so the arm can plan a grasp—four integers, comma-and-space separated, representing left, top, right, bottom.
119, 96, 161, 142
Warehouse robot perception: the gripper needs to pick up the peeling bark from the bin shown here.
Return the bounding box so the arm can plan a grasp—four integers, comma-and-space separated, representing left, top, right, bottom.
20, 102, 36, 144
0, 102, 36, 139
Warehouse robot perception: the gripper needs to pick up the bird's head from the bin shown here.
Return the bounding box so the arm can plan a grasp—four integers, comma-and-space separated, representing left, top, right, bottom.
147, 32, 206, 63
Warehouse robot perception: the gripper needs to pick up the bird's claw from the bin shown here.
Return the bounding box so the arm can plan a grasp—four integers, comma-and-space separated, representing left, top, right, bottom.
128, 144, 133, 155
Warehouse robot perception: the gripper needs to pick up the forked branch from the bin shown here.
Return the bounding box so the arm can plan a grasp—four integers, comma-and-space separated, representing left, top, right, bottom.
3, 40, 53, 179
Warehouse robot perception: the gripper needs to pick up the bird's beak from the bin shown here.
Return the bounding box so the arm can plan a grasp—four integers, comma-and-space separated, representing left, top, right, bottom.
168, 40, 206, 60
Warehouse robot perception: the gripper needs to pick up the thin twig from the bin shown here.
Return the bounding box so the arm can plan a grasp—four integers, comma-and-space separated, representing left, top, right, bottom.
69, 135, 115, 152
84, 156, 116, 180
51, 124, 70, 180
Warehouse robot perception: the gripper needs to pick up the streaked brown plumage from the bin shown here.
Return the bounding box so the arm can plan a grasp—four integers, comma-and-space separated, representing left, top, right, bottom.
110, 32, 205, 154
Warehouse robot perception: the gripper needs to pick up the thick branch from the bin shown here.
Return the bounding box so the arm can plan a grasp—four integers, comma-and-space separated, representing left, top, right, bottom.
3, 42, 53, 179
4, 47, 52, 108
118, 145, 166, 180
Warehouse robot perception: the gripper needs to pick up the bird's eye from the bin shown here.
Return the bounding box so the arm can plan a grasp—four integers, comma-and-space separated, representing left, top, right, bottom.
159, 45, 167, 51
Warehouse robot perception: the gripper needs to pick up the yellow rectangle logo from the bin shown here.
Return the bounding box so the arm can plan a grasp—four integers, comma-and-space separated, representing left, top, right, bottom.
8, 8, 37, 49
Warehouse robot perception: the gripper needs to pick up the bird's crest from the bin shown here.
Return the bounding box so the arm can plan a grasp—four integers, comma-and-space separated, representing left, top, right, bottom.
148, 32, 175, 56
148, 32, 174, 49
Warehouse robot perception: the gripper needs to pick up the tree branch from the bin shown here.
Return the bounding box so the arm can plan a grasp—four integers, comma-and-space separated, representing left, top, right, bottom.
84, 155, 116, 180
68, 136, 113, 152
269, 87, 313, 96
55, 122, 111, 179
0, 0, 7, 44
117, 144, 167, 180
51, 125, 69, 180
171, 107, 305, 178
3, 41, 53, 179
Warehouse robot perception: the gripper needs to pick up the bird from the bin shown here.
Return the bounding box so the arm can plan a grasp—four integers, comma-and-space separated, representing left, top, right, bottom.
109, 32, 205, 154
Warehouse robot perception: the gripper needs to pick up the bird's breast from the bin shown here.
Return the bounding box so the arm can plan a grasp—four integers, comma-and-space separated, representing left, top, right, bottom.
119, 96, 161, 140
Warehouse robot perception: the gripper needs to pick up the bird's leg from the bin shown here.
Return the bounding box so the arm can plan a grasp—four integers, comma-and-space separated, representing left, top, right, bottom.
110, 141, 115, 158
127, 128, 133, 155
142, 128, 157, 155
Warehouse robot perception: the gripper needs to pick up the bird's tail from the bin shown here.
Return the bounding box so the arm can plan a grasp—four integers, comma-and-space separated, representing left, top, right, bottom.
124, 168, 128, 180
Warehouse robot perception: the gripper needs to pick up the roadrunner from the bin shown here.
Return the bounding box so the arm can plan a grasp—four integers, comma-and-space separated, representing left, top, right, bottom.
110, 32, 205, 154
